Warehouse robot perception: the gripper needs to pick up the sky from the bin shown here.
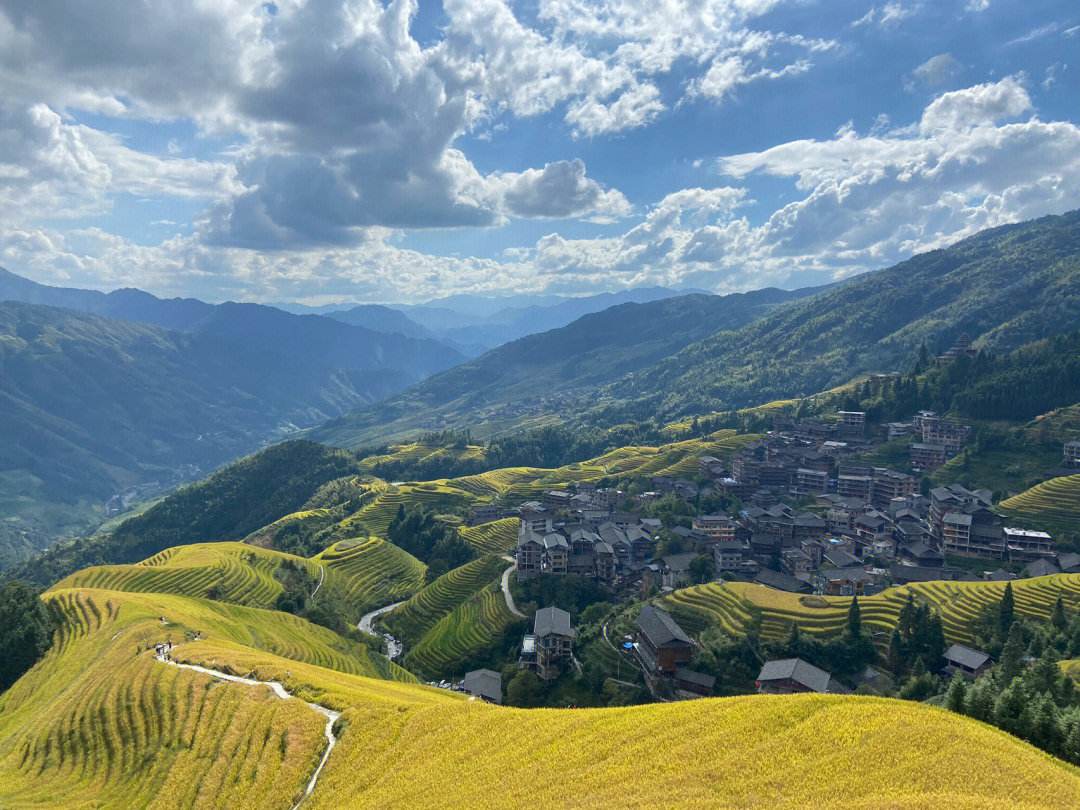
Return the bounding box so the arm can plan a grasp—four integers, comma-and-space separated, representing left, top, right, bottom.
0, 0, 1078, 305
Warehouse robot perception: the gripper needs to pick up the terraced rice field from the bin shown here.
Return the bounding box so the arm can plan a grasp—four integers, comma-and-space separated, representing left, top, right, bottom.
315, 537, 426, 614
662, 573, 1080, 645
329, 432, 759, 544
459, 518, 520, 555
52, 542, 319, 609
403, 586, 518, 678
383, 555, 508, 646
999, 474, 1080, 532
7, 584, 1080, 808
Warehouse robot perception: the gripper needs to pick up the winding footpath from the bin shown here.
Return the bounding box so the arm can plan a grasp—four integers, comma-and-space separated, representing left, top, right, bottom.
154, 651, 340, 809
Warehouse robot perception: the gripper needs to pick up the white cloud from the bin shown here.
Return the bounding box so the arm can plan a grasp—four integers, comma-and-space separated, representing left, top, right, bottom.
487, 160, 632, 221
852, 2, 919, 29
444, 0, 834, 136
909, 53, 962, 89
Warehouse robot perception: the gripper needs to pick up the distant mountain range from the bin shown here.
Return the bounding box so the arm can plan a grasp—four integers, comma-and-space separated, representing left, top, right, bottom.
312, 286, 820, 447
0, 270, 466, 565
315, 210, 1080, 448
277, 286, 694, 355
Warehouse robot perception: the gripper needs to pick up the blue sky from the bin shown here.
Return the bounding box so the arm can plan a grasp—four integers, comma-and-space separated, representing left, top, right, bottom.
0, 0, 1077, 303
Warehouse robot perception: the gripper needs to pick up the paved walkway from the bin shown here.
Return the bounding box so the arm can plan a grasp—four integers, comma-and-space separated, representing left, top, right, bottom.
358, 601, 405, 659
155, 650, 339, 809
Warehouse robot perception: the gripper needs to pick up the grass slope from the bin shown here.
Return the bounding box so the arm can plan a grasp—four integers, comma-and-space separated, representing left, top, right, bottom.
4, 586, 1080, 808
661, 574, 1080, 646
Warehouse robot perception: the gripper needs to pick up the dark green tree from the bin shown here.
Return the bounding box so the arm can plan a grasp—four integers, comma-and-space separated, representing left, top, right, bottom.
1000, 621, 1026, 684
0, 581, 55, 691
999, 582, 1015, 639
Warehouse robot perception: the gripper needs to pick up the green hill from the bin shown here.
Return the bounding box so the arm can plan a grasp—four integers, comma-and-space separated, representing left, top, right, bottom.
317, 210, 1080, 447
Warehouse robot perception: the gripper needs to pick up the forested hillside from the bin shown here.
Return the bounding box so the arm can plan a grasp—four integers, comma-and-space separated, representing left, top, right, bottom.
608, 210, 1080, 421
0, 298, 459, 566
315, 286, 818, 448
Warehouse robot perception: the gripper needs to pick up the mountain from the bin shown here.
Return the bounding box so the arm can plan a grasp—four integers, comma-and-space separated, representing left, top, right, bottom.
0, 267, 213, 331
325, 304, 437, 340
313, 287, 818, 448
396, 286, 693, 353
604, 210, 1080, 420
0, 300, 462, 565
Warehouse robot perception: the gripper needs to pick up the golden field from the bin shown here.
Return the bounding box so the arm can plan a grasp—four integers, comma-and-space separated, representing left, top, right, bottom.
3, 585, 1080, 808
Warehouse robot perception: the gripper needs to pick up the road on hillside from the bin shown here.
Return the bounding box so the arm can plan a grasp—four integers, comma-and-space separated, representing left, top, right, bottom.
358, 601, 405, 659
500, 559, 526, 619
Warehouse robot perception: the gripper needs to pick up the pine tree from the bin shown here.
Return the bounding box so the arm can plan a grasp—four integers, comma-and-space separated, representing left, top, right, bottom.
1000, 621, 1025, 684
993, 681, 1028, 737
965, 678, 997, 722
887, 627, 906, 678
1052, 596, 1068, 632
945, 675, 968, 714
845, 596, 862, 640
1032, 693, 1063, 755
999, 582, 1015, 639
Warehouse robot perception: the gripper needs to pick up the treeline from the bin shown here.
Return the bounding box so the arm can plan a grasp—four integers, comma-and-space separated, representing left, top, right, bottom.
833, 330, 1080, 424
387, 505, 475, 583
0, 581, 56, 692
936, 585, 1080, 763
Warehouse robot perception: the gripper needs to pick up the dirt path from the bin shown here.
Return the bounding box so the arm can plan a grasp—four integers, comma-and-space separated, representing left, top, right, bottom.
500, 561, 526, 619
310, 564, 326, 601
155, 651, 340, 809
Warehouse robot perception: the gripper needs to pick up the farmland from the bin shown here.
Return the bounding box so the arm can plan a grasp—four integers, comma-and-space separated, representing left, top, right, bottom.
459, 518, 519, 555
661, 574, 1080, 645
999, 474, 1080, 534
403, 586, 520, 678
383, 554, 508, 647
3, 582, 1080, 808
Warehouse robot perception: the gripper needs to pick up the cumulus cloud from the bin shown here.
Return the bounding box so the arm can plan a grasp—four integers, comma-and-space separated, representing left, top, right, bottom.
0, 102, 238, 223
444, 0, 835, 136
490, 160, 632, 221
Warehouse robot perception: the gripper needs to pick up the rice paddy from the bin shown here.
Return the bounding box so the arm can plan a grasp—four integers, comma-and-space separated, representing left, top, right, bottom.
459, 518, 520, 555
999, 474, 1080, 533
5, 582, 1080, 808
403, 586, 518, 678
383, 554, 508, 647
660, 573, 1080, 645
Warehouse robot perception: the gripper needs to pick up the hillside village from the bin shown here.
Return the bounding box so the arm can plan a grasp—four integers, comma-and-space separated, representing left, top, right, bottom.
443, 368, 1080, 706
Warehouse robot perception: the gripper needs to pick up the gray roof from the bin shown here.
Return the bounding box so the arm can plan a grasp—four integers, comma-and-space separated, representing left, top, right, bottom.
944, 643, 990, 671
1024, 559, 1060, 579
662, 552, 699, 572
542, 532, 569, 550
757, 658, 832, 692
534, 607, 574, 638
637, 605, 693, 648
462, 669, 502, 703
675, 668, 717, 689
755, 567, 811, 593
1059, 552, 1080, 572
823, 548, 860, 569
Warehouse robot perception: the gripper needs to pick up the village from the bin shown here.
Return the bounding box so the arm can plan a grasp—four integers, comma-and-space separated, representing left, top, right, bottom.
454, 383, 1080, 706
